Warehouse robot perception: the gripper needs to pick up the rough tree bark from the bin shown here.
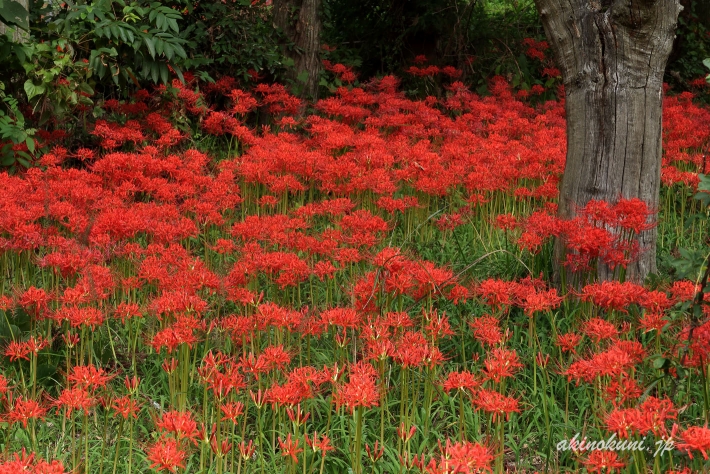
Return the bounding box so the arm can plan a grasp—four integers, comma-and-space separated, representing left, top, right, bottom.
272, 0, 322, 101
534, 0, 683, 282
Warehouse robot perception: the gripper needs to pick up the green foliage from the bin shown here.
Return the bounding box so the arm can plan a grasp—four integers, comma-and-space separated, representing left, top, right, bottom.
666, 2, 710, 89
0, 0, 28, 30
0, 81, 35, 171
669, 174, 710, 295
19, 40, 94, 121
175, 0, 285, 81
45, 0, 193, 87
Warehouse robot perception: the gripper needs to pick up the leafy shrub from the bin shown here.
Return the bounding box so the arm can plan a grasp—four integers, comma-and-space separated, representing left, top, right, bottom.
175, 0, 286, 82
43, 0, 194, 87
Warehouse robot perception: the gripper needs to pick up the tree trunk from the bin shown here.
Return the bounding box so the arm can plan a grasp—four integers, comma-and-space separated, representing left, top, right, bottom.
534, 0, 682, 282
273, 0, 322, 101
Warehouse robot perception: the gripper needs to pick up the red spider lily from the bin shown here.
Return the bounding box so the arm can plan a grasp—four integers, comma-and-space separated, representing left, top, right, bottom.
67, 364, 115, 390
250, 389, 266, 409
61, 332, 80, 349
0, 374, 9, 397
335, 361, 380, 412
520, 288, 563, 316
53, 306, 105, 330
474, 389, 520, 422
154, 410, 201, 444
603, 374, 642, 407
482, 348, 523, 383
675, 425, 710, 460
238, 439, 256, 460
605, 408, 637, 439
0, 450, 67, 473
7, 398, 48, 428
635, 397, 678, 437
112, 395, 140, 419
220, 401, 245, 423
306, 432, 335, 455
286, 404, 310, 426
579, 281, 647, 312
441, 370, 480, 395
278, 433, 303, 463
5, 342, 32, 362
469, 316, 503, 347
146, 437, 186, 472
423, 309, 456, 340
150, 316, 202, 354
162, 358, 179, 374
536, 352, 550, 368
0, 295, 12, 311
638, 311, 669, 333
53, 387, 95, 417
605, 396, 677, 440
207, 424, 232, 456
113, 302, 143, 323
678, 318, 710, 367
564, 341, 645, 384
4, 336, 49, 362
580, 450, 626, 473
397, 423, 417, 442
581, 318, 619, 344
124, 375, 140, 393
400, 452, 428, 470
428, 439, 494, 474
555, 332, 582, 354
366, 441, 384, 462
259, 344, 293, 371
393, 331, 436, 368
19, 287, 51, 317
238, 352, 270, 380
475, 279, 515, 310
320, 307, 361, 330
201, 362, 246, 399
669, 280, 698, 304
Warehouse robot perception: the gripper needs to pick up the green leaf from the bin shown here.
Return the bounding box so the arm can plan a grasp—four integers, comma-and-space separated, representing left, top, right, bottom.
13, 43, 26, 63
23, 80, 45, 100
652, 357, 668, 370
0, 154, 15, 166
0, 0, 29, 30
150, 61, 159, 83
156, 13, 165, 31
16, 156, 30, 168
25, 136, 34, 153
77, 82, 94, 96
167, 18, 178, 34
164, 42, 173, 60
143, 36, 156, 59
159, 61, 168, 84
703, 58, 710, 71
296, 71, 309, 83
172, 64, 184, 83
172, 43, 186, 59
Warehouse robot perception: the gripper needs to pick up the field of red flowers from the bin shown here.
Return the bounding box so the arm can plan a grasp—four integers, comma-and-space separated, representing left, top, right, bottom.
0, 73, 709, 473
